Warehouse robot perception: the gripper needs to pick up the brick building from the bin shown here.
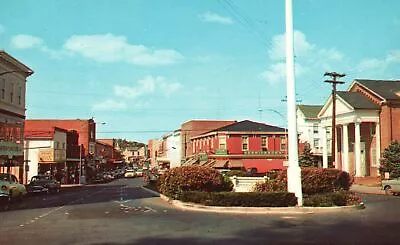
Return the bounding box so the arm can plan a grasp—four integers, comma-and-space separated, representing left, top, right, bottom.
181, 120, 236, 161
191, 120, 289, 173
24, 119, 97, 182
318, 79, 400, 177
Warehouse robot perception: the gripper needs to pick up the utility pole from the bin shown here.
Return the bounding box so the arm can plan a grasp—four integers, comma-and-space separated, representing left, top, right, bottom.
324, 72, 345, 167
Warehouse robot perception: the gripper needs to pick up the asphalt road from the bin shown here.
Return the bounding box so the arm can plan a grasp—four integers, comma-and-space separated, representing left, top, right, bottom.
1, 178, 399, 245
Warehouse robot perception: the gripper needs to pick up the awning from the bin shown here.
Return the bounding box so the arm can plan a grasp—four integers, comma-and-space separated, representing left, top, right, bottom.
212, 160, 228, 168
204, 160, 216, 167
228, 160, 244, 168
199, 160, 208, 166
184, 158, 198, 166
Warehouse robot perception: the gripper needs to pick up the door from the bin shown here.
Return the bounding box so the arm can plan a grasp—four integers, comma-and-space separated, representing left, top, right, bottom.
360, 142, 366, 176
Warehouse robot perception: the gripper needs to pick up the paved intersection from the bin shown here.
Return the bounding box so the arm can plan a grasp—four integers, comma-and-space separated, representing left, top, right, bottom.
0, 178, 399, 245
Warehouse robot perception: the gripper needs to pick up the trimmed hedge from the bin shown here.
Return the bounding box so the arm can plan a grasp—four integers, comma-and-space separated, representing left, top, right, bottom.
303, 191, 362, 207
256, 168, 353, 195
157, 165, 231, 199
179, 191, 297, 207
224, 170, 247, 177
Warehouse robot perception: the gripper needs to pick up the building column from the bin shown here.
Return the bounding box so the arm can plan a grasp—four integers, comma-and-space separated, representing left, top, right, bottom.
335, 126, 339, 169
355, 122, 362, 177
376, 122, 381, 175
322, 126, 328, 168
342, 124, 349, 173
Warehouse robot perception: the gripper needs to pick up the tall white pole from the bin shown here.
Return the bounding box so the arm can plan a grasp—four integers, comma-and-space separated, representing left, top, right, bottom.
285, 0, 303, 206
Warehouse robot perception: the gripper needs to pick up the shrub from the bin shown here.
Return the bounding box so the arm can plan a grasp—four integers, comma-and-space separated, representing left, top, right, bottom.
255, 168, 353, 195
224, 170, 247, 177
253, 180, 287, 192
379, 141, 400, 178
157, 165, 229, 199
179, 191, 297, 207
303, 191, 362, 207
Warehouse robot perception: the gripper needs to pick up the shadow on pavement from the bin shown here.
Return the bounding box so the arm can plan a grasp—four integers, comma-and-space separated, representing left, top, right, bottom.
88, 218, 399, 245
2, 182, 158, 212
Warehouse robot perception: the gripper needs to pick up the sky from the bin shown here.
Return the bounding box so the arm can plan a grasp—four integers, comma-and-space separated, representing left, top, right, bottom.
1, 0, 400, 143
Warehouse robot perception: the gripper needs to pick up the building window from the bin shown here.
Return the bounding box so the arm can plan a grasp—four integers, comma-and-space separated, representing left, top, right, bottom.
280, 136, 287, 151
62, 142, 65, 149
261, 136, 268, 151
1, 79, 5, 100
313, 139, 319, 148
55, 141, 59, 149
370, 123, 376, 136
18, 86, 22, 105
242, 136, 248, 151
219, 135, 226, 149
313, 123, 319, 134
10, 83, 14, 103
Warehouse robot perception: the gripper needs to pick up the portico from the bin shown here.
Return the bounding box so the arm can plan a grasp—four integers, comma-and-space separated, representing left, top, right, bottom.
318, 91, 380, 177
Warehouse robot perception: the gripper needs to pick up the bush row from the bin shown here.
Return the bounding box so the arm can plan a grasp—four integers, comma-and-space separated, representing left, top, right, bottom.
157, 165, 232, 199
179, 191, 297, 207
254, 167, 353, 195
303, 191, 363, 207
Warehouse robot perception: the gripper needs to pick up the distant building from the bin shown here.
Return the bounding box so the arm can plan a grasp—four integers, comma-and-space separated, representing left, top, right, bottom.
0, 50, 33, 182
24, 127, 67, 184
180, 120, 236, 161
24, 119, 97, 182
297, 104, 328, 165
191, 120, 290, 173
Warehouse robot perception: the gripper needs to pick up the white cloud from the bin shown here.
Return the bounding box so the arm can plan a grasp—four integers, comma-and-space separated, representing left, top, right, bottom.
198, 12, 234, 25
268, 30, 315, 60
114, 75, 182, 99
259, 62, 306, 85
63, 33, 184, 66
354, 50, 400, 78
10, 34, 44, 49
92, 99, 127, 111
261, 30, 344, 85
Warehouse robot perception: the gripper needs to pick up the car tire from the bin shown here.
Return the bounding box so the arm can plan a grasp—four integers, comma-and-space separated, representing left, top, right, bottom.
384, 186, 392, 195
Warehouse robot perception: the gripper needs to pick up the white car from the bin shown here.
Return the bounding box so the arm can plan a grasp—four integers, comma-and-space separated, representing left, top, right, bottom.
124, 170, 136, 178
135, 170, 143, 177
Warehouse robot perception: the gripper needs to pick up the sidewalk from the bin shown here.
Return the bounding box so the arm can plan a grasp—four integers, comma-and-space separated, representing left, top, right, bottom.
350, 184, 385, 195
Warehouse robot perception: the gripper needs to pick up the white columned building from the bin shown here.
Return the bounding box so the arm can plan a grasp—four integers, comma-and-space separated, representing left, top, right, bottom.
318, 91, 380, 177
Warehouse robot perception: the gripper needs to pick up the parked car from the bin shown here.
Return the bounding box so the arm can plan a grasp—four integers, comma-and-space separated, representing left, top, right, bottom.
124, 169, 136, 178
0, 173, 27, 205
26, 175, 61, 194
382, 178, 400, 195
135, 169, 144, 177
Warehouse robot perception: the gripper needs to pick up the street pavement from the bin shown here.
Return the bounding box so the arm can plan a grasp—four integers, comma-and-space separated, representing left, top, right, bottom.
0, 178, 399, 245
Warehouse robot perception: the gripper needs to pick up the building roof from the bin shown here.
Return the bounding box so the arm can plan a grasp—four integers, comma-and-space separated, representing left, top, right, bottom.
354, 79, 400, 100
209, 120, 286, 133
336, 91, 380, 109
297, 105, 323, 119
0, 50, 34, 76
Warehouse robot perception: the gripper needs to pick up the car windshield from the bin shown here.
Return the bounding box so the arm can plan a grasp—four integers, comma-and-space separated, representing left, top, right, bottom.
31, 176, 51, 182
0, 173, 10, 181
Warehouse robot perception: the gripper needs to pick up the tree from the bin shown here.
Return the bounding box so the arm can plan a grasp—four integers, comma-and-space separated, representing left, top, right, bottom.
379, 141, 400, 178
299, 144, 317, 167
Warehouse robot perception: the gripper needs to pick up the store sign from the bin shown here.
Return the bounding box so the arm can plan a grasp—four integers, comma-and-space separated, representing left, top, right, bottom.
0, 142, 23, 156
39, 149, 54, 163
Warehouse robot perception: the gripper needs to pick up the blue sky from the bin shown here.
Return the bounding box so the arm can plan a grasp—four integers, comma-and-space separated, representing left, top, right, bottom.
1, 0, 399, 143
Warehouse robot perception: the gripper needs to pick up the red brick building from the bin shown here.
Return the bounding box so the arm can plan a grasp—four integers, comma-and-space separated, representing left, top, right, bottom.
181, 120, 236, 161
191, 120, 288, 173
24, 119, 97, 181
318, 79, 400, 177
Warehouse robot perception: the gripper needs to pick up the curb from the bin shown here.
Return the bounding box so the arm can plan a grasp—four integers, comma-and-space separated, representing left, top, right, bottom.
157, 193, 364, 214
141, 186, 161, 197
